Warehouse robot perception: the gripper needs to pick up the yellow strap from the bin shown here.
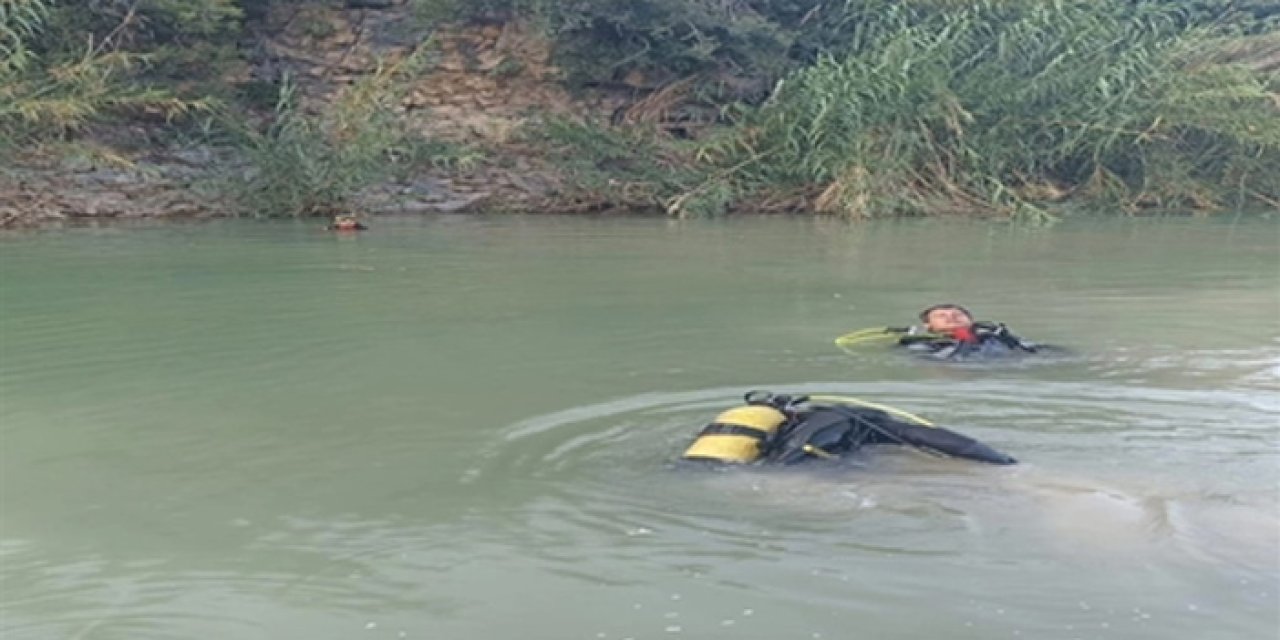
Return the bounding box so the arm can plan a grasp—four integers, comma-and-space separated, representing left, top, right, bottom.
834, 327, 948, 354
833, 327, 901, 346
807, 394, 935, 427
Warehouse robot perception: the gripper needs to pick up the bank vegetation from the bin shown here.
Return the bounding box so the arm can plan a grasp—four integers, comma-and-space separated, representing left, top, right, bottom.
2, 0, 1278, 222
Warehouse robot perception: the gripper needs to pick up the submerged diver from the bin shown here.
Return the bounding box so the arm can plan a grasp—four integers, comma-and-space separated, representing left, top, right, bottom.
682, 390, 1016, 466
326, 214, 368, 231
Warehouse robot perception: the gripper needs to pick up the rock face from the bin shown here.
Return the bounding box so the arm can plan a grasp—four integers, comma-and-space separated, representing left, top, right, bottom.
1, 151, 231, 229
248, 0, 627, 215
399, 23, 612, 142
4, 1, 626, 228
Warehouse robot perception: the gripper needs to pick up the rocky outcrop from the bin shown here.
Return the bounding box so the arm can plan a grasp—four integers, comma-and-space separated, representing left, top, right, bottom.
0, 151, 229, 229
4, 0, 627, 228
255, 2, 621, 141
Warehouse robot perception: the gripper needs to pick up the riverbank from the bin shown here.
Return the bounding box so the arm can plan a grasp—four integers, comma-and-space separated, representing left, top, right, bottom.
0, 142, 658, 229
0, 147, 569, 229
4, 1, 1277, 229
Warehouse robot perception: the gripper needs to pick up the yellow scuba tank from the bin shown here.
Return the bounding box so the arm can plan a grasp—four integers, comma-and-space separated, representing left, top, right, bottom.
682, 404, 789, 463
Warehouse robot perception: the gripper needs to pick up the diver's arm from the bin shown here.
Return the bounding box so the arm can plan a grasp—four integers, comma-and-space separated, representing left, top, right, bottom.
897, 326, 955, 351
892, 326, 919, 346
896, 424, 1018, 464
991, 323, 1036, 352
999, 327, 1038, 353
977, 322, 1038, 353
825, 408, 1016, 463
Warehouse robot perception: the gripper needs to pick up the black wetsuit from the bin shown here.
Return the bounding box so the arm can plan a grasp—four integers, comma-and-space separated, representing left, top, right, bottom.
900, 321, 1038, 360
765, 404, 1016, 465
326, 223, 369, 231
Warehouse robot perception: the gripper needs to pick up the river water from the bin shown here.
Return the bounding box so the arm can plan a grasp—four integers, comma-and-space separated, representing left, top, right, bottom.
1, 216, 1277, 640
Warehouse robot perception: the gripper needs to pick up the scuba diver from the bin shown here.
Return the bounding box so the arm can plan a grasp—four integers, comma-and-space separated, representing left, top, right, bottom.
836, 304, 1040, 360
326, 214, 368, 231
682, 390, 1017, 466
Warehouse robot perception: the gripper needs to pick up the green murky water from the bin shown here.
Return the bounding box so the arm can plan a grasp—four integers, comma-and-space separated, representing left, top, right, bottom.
1, 216, 1277, 639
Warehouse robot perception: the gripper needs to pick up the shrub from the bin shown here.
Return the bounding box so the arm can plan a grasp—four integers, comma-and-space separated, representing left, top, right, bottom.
690, 0, 1280, 217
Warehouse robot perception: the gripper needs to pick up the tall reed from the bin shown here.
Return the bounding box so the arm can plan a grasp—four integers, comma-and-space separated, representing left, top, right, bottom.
1, 0, 210, 152
689, 0, 1279, 217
